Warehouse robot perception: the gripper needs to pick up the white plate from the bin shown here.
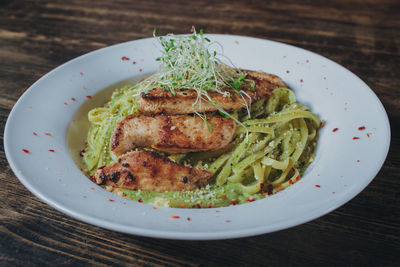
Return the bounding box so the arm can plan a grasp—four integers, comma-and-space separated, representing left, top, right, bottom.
4, 35, 390, 240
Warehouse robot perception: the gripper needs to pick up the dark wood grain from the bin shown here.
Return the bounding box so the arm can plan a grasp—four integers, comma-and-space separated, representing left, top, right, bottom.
1, 0, 399, 266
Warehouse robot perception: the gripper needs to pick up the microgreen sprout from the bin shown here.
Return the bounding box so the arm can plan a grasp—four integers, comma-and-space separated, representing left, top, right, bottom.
133, 28, 250, 140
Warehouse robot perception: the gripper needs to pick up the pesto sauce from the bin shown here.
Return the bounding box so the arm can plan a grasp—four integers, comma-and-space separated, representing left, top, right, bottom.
117, 183, 265, 208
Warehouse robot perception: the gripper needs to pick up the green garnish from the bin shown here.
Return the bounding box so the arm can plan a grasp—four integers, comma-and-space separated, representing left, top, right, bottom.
133, 28, 250, 141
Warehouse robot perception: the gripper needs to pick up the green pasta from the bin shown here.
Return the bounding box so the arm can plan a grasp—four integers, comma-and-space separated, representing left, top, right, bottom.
82, 84, 321, 208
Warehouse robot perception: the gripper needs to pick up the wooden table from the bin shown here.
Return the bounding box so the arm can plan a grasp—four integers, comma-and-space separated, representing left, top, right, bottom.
1, 0, 399, 265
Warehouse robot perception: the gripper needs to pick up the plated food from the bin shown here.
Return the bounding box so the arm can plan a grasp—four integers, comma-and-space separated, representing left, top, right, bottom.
5, 32, 390, 239
81, 30, 321, 208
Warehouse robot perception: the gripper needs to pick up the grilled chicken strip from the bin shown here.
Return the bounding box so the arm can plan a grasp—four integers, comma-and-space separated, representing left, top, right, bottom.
137, 70, 287, 115
111, 114, 236, 156
92, 150, 213, 192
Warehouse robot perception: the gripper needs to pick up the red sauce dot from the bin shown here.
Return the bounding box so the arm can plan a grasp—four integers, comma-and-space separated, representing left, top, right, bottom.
332, 128, 339, 132
315, 185, 321, 188
90, 187, 95, 190
82, 195, 87, 198
367, 133, 371, 138
80, 72, 84, 75
44, 133, 52, 136
48, 149, 55, 152
187, 217, 191, 221
86, 95, 92, 99
109, 199, 115, 202
353, 137, 360, 140
121, 56, 130, 61
234, 40, 239, 45
64, 102, 68, 105
357, 160, 360, 162
132, 61, 136, 64
170, 215, 180, 219
71, 97, 76, 101
306, 60, 309, 63
33, 132, 38, 136
300, 79, 303, 83
286, 70, 290, 73
153, 206, 157, 210
22, 149, 30, 154
332, 192, 335, 194
358, 126, 366, 131
139, 68, 143, 72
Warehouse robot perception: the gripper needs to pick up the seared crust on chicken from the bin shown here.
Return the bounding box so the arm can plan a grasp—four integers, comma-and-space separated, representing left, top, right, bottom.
92, 150, 212, 192
111, 114, 236, 156
137, 70, 286, 115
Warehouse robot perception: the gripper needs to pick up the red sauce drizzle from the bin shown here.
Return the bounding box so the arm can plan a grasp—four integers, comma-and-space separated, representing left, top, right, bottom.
332, 128, 339, 132
286, 70, 290, 73
22, 149, 30, 154
71, 97, 76, 101
353, 137, 360, 140
48, 149, 55, 152
109, 199, 115, 202
33, 132, 38, 136
315, 185, 321, 188
121, 56, 130, 61
86, 95, 92, 99
138, 199, 143, 203
358, 126, 366, 131
64, 102, 68, 105
300, 79, 303, 83
170, 215, 180, 219
132, 61, 136, 64
44, 133, 52, 136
